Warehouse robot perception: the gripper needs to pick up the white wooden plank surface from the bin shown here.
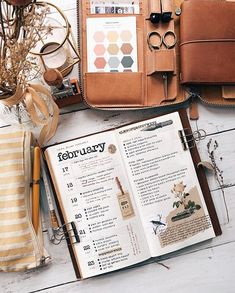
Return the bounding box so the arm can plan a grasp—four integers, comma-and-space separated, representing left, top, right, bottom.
40, 241, 235, 293
1, 108, 235, 293
1, 1, 235, 292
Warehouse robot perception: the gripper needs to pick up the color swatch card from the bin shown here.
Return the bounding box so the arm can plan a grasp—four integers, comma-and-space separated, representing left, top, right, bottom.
86, 17, 138, 72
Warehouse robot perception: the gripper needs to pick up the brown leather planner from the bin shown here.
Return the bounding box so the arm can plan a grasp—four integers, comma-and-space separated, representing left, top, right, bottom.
180, 0, 235, 85
77, 0, 235, 109
78, 0, 185, 108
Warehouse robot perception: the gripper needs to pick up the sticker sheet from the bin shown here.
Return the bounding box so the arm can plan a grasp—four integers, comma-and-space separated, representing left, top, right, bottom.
90, 0, 140, 14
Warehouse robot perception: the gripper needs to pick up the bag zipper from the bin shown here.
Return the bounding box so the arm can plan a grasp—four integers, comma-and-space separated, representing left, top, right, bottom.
198, 94, 235, 108
186, 86, 235, 108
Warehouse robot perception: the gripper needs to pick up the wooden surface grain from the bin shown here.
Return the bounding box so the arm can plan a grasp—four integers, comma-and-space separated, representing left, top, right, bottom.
1, 1, 235, 292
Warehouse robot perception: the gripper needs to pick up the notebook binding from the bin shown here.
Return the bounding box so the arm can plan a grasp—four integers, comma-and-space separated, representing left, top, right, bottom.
50, 221, 80, 245
178, 128, 207, 151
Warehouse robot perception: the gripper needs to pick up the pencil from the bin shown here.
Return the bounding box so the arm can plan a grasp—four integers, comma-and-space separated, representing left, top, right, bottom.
32, 146, 41, 234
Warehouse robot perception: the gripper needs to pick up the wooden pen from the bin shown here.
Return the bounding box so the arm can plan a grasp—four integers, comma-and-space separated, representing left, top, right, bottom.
32, 146, 41, 234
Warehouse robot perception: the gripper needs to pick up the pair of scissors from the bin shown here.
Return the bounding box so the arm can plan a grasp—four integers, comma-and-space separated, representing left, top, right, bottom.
147, 30, 177, 51
147, 31, 177, 100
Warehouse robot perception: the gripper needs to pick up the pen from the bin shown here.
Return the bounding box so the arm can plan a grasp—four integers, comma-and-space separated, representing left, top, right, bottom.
40, 156, 60, 231
32, 146, 41, 234
141, 119, 173, 131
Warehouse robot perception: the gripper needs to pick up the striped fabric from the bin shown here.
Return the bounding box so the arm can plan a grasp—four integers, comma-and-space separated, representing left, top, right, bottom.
0, 129, 45, 272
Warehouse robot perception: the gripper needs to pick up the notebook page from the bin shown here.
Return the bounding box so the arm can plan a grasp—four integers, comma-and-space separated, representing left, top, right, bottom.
115, 112, 215, 257
45, 131, 150, 278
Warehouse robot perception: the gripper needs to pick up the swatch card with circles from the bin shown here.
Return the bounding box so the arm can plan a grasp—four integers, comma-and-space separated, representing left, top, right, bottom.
86, 17, 138, 73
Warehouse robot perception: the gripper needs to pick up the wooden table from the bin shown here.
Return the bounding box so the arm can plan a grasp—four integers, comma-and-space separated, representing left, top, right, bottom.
1, 1, 235, 292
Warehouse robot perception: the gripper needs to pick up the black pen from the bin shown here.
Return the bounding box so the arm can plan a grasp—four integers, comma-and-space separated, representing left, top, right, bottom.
141, 119, 173, 131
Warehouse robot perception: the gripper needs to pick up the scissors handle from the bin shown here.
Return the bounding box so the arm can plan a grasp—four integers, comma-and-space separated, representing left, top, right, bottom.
147, 31, 177, 51
147, 31, 162, 51
162, 31, 177, 49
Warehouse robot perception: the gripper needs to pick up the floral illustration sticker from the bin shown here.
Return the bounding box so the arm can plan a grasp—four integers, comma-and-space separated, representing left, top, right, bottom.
171, 181, 201, 222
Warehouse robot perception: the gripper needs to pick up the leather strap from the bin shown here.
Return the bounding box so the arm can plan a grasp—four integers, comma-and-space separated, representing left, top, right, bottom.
189, 99, 199, 120
180, 39, 235, 47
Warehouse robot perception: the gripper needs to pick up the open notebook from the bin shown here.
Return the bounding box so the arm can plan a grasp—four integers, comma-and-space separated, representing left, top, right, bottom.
44, 110, 221, 279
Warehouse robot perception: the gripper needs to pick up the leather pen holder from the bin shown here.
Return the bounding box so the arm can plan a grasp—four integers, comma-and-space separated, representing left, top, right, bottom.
161, 0, 173, 22
148, 0, 161, 23
147, 49, 175, 76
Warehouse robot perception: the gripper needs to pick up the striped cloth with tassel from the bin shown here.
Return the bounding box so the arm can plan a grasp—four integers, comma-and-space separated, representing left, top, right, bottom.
0, 129, 48, 272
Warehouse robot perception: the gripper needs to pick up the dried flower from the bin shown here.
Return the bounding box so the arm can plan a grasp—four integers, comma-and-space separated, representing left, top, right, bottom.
0, 1, 51, 97
207, 139, 229, 223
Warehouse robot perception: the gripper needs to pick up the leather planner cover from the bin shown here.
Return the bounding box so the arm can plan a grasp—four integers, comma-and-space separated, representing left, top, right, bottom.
77, 0, 235, 108
78, 0, 186, 108
180, 0, 235, 85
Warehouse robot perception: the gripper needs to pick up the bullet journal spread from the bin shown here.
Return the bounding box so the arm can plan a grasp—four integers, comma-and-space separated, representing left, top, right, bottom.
44, 110, 221, 279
